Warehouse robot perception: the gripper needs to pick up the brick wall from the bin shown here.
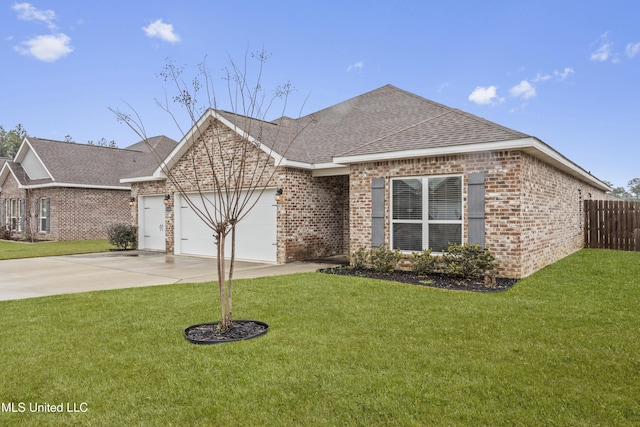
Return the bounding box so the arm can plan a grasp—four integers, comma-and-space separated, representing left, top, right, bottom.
1, 172, 130, 241
348, 150, 607, 279
518, 152, 606, 276
278, 168, 348, 261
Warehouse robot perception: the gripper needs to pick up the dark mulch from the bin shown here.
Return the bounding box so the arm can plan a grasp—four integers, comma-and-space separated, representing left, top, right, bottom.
320, 266, 518, 292
184, 320, 269, 345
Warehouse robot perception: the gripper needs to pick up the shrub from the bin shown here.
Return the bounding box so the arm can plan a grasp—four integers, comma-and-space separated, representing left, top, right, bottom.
369, 245, 402, 273
441, 243, 496, 280
349, 246, 370, 270
0, 226, 11, 240
411, 248, 438, 276
107, 223, 137, 250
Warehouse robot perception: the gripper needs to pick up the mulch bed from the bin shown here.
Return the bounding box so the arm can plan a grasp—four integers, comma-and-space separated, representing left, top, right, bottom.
320, 266, 518, 292
184, 320, 269, 345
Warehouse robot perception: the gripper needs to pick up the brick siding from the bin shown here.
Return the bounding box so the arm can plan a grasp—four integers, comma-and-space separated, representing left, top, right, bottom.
348, 150, 607, 278
1, 172, 130, 241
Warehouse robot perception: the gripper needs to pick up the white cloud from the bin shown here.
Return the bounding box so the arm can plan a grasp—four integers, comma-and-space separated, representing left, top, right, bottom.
591, 32, 612, 62
510, 80, 536, 99
346, 61, 364, 72
468, 86, 501, 105
555, 67, 574, 80
143, 19, 180, 43
532, 73, 552, 83
14, 33, 73, 62
12, 2, 57, 30
626, 42, 640, 58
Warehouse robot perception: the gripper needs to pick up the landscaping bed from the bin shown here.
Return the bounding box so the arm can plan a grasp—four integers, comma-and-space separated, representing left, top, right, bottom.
320, 266, 518, 292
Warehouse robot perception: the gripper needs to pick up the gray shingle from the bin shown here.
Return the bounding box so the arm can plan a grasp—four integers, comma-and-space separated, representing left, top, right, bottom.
218, 84, 530, 165
25, 136, 177, 187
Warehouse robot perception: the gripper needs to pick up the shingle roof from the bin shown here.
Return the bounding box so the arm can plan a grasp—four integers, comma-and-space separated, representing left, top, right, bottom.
15, 136, 177, 188
218, 84, 530, 164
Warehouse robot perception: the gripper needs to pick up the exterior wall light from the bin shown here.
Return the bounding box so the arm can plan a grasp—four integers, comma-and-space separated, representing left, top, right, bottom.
164, 194, 171, 205
274, 188, 284, 202
129, 197, 136, 206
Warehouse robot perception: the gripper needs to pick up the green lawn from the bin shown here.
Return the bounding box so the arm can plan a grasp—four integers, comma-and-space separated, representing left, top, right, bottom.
0, 239, 112, 260
1, 249, 639, 426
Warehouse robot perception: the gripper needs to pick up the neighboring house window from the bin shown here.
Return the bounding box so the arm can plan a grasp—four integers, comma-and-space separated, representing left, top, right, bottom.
10, 199, 17, 231
39, 198, 50, 233
391, 175, 462, 252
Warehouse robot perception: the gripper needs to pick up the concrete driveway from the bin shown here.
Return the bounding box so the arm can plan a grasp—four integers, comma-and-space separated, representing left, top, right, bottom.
0, 251, 340, 301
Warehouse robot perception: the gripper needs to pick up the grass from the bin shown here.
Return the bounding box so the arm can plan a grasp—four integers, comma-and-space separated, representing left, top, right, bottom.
0, 239, 111, 260
1, 249, 639, 426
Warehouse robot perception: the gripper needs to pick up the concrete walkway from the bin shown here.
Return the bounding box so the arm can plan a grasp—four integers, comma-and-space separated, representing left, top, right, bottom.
0, 251, 343, 301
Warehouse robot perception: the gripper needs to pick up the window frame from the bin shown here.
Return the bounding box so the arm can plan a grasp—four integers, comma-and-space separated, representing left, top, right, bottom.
39, 197, 50, 233
10, 198, 17, 231
390, 174, 464, 253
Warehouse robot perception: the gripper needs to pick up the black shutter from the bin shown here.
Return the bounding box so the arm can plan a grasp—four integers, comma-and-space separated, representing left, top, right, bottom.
0, 199, 4, 227
371, 178, 385, 248
467, 173, 485, 247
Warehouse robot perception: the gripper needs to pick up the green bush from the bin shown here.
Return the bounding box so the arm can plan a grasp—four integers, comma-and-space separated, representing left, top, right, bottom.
349, 246, 370, 270
107, 223, 137, 250
411, 248, 438, 275
441, 243, 496, 280
369, 245, 402, 273
0, 226, 11, 240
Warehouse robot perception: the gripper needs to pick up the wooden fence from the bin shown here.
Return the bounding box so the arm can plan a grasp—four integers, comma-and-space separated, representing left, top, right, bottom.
584, 200, 640, 251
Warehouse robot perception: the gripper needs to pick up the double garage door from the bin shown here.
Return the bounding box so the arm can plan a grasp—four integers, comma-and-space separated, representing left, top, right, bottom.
140, 191, 277, 263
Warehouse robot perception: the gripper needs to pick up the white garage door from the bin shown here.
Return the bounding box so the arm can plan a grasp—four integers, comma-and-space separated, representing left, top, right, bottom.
139, 195, 166, 251
175, 190, 277, 262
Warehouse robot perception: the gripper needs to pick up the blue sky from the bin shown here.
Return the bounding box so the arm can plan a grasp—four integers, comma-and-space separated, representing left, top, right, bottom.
2, 1, 638, 188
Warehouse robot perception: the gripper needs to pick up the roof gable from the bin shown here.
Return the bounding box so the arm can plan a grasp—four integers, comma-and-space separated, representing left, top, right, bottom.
2, 136, 178, 190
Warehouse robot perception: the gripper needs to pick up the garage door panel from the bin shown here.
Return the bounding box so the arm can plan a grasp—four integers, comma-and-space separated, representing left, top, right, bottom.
177, 191, 276, 262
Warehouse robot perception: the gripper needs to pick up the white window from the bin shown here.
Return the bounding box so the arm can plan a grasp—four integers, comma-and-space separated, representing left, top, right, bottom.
391, 175, 463, 252
39, 198, 50, 233
10, 199, 17, 231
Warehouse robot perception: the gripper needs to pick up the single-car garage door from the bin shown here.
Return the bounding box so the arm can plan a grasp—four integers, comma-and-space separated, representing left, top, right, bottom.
175, 190, 277, 262
139, 195, 166, 251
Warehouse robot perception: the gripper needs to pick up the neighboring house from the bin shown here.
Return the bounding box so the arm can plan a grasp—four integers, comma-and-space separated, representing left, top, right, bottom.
0, 136, 176, 241
124, 85, 609, 278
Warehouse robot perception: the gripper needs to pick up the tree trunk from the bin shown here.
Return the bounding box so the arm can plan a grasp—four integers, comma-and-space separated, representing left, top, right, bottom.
217, 231, 229, 331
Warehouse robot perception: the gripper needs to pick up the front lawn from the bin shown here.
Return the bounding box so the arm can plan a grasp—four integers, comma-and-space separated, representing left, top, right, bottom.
0, 239, 111, 260
0, 249, 638, 426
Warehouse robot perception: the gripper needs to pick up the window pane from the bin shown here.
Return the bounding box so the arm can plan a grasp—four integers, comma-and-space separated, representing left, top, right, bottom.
429, 224, 462, 252
428, 176, 462, 220
393, 179, 422, 220
393, 223, 422, 251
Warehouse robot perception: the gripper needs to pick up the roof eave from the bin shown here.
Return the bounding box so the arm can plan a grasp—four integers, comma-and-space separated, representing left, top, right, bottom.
333, 137, 611, 192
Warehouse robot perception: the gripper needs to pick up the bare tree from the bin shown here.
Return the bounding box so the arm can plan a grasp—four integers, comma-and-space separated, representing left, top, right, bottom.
111, 52, 310, 331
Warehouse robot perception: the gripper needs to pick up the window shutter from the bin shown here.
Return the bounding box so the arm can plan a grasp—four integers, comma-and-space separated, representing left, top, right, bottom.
0, 199, 4, 227
44, 198, 50, 232
467, 173, 485, 247
19, 199, 25, 232
34, 198, 39, 230
371, 178, 385, 248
